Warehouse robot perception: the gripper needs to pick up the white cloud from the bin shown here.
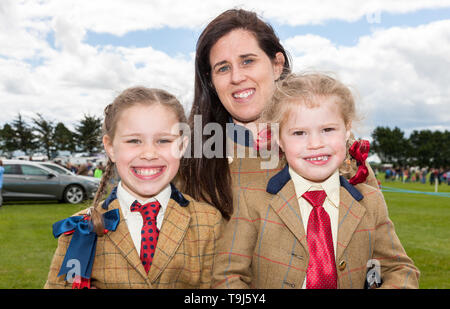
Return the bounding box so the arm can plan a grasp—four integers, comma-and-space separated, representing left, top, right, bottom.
6, 0, 450, 36
284, 19, 450, 137
253, 0, 450, 25
0, 41, 194, 130
0, 0, 449, 140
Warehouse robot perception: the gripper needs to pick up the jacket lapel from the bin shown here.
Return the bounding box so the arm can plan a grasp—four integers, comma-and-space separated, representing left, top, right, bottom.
148, 199, 191, 283
104, 199, 149, 283
268, 180, 308, 251
266, 167, 368, 262
336, 184, 366, 262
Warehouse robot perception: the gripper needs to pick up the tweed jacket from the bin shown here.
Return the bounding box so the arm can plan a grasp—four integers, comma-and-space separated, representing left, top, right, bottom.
45, 185, 223, 289
212, 165, 419, 289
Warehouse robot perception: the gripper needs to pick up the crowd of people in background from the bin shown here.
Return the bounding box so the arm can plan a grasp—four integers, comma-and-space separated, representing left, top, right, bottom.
381, 166, 450, 185
62, 161, 105, 179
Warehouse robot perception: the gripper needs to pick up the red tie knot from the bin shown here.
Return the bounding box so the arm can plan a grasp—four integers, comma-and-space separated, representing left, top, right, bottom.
302, 190, 327, 208
130, 200, 161, 222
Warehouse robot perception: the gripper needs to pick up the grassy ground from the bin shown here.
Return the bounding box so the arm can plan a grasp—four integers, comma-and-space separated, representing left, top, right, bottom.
378, 177, 450, 289
0, 201, 87, 289
0, 177, 449, 288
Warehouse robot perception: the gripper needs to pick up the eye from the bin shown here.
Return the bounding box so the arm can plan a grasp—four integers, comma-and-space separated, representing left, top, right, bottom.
292, 130, 306, 136
157, 138, 173, 144
126, 139, 141, 144
217, 65, 230, 73
323, 128, 335, 133
243, 58, 254, 65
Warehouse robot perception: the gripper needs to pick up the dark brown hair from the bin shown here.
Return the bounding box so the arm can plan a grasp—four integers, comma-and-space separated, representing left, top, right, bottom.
91, 86, 187, 235
179, 9, 291, 220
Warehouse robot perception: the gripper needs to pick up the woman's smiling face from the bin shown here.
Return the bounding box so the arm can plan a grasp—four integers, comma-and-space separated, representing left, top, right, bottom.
209, 29, 285, 124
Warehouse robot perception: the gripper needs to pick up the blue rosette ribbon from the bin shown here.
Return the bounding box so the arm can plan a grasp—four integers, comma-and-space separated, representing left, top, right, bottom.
52, 209, 120, 281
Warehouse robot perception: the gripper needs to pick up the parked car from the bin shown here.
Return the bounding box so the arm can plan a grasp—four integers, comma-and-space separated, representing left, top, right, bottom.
1, 160, 99, 204
39, 161, 100, 184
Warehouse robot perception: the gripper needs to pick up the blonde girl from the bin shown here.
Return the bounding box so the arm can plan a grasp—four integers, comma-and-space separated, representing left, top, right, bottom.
212, 73, 419, 289
46, 87, 223, 289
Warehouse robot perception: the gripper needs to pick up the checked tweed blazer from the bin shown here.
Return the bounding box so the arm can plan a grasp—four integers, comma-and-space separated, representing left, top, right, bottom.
45, 186, 223, 289
212, 165, 419, 289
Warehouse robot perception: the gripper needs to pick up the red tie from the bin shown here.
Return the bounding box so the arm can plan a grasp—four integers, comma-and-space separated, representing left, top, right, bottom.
302, 190, 337, 289
130, 200, 161, 273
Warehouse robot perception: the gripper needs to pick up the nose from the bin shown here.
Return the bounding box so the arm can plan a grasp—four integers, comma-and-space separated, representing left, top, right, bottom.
230, 66, 246, 84
307, 132, 324, 149
140, 143, 158, 160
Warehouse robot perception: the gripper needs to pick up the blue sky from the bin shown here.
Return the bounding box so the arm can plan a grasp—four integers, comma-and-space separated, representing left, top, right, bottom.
79, 7, 450, 57
1, 0, 449, 141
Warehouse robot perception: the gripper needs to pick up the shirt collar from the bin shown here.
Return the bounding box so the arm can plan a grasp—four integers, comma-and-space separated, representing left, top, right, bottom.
117, 181, 171, 219
289, 167, 340, 209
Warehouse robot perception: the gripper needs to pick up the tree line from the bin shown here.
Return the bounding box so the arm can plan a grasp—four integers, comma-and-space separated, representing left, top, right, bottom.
0, 113, 103, 158
371, 126, 450, 168
0, 113, 449, 168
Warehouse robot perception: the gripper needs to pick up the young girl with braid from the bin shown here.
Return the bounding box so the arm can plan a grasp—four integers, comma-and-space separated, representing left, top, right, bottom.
45, 87, 223, 289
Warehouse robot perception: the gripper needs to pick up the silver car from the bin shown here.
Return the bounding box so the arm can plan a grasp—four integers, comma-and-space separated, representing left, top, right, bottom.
2, 160, 99, 204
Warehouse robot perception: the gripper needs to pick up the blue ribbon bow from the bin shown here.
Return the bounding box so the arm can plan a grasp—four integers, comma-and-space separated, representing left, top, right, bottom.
52, 209, 120, 280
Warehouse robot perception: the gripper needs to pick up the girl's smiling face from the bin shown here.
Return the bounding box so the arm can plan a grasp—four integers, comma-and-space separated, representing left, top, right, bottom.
278, 95, 351, 183
104, 103, 187, 200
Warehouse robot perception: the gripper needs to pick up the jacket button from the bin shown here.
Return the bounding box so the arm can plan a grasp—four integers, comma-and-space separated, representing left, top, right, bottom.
338, 260, 346, 271
283, 281, 296, 288
291, 252, 304, 260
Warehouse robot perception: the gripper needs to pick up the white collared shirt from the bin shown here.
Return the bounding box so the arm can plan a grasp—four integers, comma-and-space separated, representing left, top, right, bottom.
117, 181, 171, 255
289, 167, 340, 289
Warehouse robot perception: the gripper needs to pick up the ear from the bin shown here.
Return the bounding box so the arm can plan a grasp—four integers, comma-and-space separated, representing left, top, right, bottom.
346, 121, 352, 139
179, 135, 189, 157
345, 123, 352, 142
276, 133, 285, 153
103, 135, 116, 163
273, 52, 285, 80
172, 135, 189, 159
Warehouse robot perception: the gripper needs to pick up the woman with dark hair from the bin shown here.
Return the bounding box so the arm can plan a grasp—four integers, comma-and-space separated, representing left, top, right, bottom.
179, 9, 290, 220
179, 9, 378, 220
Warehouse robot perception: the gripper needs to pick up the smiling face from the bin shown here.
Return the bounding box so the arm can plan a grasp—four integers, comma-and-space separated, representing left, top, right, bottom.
278, 95, 351, 183
209, 29, 284, 124
103, 103, 187, 200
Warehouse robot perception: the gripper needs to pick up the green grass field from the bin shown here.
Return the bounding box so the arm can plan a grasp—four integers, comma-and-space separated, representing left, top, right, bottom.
379, 179, 450, 288
0, 176, 449, 289
0, 201, 87, 289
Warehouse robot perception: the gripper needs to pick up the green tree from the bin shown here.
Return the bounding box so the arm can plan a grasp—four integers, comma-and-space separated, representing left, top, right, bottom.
11, 113, 36, 155
0, 123, 18, 156
409, 130, 434, 167
371, 126, 410, 165
32, 113, 55, 158
74, 114, 102, 155
432, 130, 450, 168
53, 122, 76, 153
409, 130, 450, 168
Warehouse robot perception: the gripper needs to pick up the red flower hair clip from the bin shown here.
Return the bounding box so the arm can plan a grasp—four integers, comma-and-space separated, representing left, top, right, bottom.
348, 139, 370, 185
254, 126, 272, 152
